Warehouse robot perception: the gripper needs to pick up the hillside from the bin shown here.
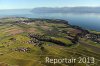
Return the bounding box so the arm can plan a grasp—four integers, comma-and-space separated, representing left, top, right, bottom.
32, 7, 100, 13
0, 17, 100, 66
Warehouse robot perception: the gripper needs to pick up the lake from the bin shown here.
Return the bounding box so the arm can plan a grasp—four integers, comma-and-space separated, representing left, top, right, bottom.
0, 9, 100, 31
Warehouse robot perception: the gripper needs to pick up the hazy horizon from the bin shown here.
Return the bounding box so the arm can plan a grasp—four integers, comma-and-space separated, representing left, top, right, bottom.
0, 6, 100, 10
0, 0, 100, 9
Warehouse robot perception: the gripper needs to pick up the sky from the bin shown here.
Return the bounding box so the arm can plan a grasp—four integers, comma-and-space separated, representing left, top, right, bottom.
0, 0, 100, 9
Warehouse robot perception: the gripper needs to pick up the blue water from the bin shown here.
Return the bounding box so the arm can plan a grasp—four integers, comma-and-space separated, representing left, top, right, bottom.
0, 9, 100, 31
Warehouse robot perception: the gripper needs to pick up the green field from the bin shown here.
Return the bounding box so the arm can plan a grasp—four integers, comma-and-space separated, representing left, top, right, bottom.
0, 17, 100, 66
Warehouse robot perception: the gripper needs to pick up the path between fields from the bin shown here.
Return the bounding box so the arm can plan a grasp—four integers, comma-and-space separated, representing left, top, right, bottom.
79, 41, 100, 53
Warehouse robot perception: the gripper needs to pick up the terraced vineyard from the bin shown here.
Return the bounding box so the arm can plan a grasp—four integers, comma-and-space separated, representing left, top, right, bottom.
0, 17, 100, 66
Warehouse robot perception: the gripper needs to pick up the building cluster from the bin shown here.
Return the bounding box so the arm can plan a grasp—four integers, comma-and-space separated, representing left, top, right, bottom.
85, 33, 100, 43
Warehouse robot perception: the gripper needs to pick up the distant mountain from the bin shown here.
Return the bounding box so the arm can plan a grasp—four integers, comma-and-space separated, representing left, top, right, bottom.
32, 7, 100, 13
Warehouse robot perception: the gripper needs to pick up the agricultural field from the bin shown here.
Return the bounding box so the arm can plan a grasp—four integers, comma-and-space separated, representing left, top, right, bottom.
0, 17, 100, 66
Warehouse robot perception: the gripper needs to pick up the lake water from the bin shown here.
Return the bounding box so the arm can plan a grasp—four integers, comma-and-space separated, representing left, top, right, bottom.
0, 9, 100, 31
